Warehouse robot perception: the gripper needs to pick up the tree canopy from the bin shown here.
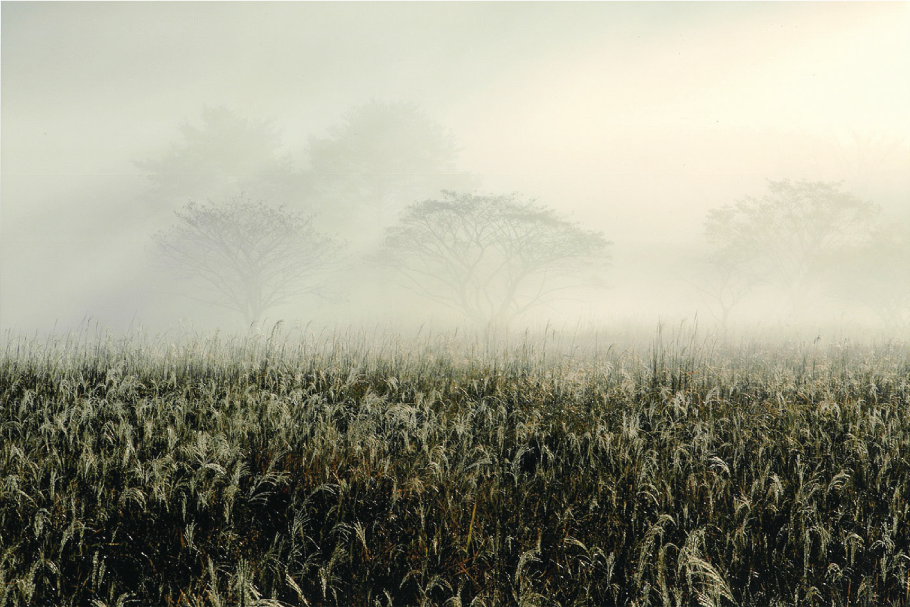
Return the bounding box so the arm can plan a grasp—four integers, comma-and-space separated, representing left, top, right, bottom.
153, 195, 343, 325
381, 191, 610, 328
306, 101, 474, 237
137, 106, 300, 210
826, 223, 910, 328
704, 179, 880, 314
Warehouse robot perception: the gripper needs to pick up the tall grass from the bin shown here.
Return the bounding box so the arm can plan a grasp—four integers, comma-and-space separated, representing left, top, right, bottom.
1, 324, 908, 606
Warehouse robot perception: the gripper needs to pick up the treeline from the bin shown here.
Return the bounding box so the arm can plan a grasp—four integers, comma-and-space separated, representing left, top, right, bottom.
139, 104, 908, 331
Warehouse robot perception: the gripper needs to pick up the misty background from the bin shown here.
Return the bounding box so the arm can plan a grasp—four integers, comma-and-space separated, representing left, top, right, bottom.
2, 2, 908, 337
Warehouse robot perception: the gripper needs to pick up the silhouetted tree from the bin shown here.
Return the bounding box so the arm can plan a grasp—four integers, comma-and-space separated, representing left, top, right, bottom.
306, 100, 474, 239
381, 191, 610, 329
704, 179, 879, 315
154, 195, 343, 325
137, 106, 300, 210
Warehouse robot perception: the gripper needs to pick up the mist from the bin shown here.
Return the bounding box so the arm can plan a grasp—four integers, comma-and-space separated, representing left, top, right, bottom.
3, 2, 908, 340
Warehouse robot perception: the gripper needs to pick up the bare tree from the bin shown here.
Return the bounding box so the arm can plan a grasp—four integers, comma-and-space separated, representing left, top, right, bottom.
830, 131, 909, 192
694, 251, 753, 333
704, 179, 879, 315
797, 129, 910, 193
154, 195, 343, 325
380, 191, 610, 328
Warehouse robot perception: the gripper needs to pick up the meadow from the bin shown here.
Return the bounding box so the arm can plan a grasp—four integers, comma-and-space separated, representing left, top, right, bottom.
1, 324, 908, 606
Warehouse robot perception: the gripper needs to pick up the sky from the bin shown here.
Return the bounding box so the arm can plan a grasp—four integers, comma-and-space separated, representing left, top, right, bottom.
2, 2, 908, 334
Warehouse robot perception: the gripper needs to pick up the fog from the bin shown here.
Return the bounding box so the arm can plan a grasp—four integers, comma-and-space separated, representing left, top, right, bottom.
2, 2, 908, 339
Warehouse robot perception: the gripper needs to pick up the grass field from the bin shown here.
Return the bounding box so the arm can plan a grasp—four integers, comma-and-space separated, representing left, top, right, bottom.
1, 325, 908, 606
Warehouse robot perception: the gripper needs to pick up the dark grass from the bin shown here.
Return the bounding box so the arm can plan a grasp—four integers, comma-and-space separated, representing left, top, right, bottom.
1, 327, 908, 606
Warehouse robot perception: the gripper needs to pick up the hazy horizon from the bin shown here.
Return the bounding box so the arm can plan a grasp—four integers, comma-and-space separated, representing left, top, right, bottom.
2, 2, 908, 336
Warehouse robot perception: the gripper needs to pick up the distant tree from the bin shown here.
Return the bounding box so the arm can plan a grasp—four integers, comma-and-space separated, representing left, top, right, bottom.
704, 179, 880, 314
826, 224, 910, 328
137, 106, 300, 211
799, 129, 910, 193
306, 100, 475, 238
694, 250, 753, 333
381, 191, 610, 329
153, 195, 343, 325
830, 131, 909, 192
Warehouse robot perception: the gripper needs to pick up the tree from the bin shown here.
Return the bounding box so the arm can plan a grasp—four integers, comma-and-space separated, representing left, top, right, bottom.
694, 250, 753, 333
826, 223, 910, 328
153, 195, 344, 325
796, 129, 910, 194
137, 106, 300, 211
380, 191, 611, 329
704, 179, 880, 315
306, 100, 475, 238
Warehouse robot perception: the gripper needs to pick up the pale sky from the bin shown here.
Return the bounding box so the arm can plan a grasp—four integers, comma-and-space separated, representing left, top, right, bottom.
2, 2, 908, 332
